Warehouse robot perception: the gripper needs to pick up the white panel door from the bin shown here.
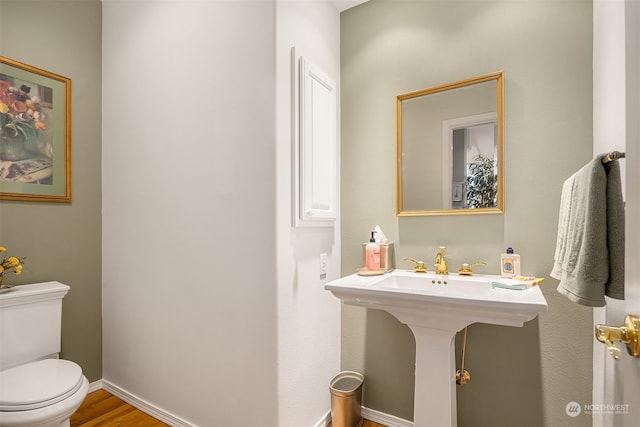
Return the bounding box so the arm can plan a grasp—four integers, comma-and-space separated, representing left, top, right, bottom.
297, 55, 337, 226
593, 2, 640, 426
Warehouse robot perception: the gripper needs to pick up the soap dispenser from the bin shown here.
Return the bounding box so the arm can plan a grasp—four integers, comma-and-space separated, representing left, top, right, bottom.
365, 231, 381, 271
501, 247, 521, 278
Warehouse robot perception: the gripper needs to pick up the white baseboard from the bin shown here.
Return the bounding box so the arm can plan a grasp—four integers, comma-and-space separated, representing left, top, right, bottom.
90, 380, 412, 427
101, 380, 193, 427
316, 407, 413, 427
87, 379, 103, 393
314, 409, 332, 427
362, 407, 413, 427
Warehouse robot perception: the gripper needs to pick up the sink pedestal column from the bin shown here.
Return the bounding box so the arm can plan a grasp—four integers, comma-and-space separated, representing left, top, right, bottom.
409, 324, 467, 427
388, 307, 473, 427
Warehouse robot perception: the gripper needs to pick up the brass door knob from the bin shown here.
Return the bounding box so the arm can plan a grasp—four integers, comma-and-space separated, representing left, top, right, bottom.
595, 314, 640, 359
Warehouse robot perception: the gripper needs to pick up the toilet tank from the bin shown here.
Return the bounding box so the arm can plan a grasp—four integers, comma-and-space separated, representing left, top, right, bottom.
0, 282, 70, 370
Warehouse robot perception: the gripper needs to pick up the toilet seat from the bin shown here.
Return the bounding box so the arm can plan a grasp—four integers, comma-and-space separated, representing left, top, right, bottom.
0, 359, 84, 411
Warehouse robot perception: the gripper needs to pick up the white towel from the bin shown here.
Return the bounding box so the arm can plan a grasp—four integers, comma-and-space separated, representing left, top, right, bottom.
491, 278, 539, 290
550, 154, 625, 307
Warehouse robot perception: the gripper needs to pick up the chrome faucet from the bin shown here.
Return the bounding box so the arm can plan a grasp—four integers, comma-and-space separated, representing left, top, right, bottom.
434, 246, 448, 275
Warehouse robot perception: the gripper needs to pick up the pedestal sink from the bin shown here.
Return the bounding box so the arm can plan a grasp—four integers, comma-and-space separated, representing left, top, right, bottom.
325, 270, 548, 427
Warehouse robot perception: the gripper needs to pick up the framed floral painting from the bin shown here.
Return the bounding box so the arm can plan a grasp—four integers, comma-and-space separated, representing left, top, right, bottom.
0, 56, 71, 202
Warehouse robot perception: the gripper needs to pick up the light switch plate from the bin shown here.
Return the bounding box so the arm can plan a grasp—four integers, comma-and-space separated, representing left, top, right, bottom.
320, 253, 328, 277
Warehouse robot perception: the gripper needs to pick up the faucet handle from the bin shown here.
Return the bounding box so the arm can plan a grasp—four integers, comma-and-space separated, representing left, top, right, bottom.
458, 261, 486, 276
404, 258, 427, 273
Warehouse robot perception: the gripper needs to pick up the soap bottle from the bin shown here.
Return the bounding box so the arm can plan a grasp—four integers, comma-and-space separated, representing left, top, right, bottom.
365, 231, 381, 271
501, 247, 521, 278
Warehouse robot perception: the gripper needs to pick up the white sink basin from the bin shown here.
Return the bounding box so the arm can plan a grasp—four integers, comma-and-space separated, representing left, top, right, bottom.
325, 270, 547, 427
325, 270, 547, 328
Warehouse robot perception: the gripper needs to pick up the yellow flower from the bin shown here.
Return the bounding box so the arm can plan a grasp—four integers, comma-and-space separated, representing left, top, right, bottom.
0, 102, 8, 114
0, 246, 25, 279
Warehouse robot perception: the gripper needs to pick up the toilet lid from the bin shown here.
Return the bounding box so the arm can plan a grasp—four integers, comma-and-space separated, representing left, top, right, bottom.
0, 359, 84, 411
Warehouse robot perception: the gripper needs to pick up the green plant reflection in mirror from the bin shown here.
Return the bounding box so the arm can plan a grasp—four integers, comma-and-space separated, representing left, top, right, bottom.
396, 71, 504, 216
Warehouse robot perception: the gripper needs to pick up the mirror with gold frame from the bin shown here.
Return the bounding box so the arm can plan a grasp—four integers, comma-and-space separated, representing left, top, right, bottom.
396, 71, 504, 216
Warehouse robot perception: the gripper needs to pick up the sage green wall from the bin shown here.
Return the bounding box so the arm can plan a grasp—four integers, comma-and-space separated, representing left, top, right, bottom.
341, 1, 594, 426
0, 0, 102, 382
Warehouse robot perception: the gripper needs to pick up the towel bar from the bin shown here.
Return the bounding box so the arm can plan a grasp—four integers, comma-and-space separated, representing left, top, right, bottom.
602, 151, 626, 164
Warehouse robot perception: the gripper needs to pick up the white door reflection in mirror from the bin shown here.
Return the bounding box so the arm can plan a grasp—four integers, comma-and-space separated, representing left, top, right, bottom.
442, 113, 497, 209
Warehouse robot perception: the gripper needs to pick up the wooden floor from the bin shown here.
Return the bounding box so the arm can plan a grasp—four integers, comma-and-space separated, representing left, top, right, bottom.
71, 389, 386, 427
70, 389, 168, 427
352, 420, 386, 427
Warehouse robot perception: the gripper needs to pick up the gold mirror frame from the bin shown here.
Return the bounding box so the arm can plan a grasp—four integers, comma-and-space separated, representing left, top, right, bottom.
396, 71, 504, 216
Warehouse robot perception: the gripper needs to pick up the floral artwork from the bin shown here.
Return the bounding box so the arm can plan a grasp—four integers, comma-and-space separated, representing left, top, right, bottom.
0, 77, 53, 181
0, 56, 71, 202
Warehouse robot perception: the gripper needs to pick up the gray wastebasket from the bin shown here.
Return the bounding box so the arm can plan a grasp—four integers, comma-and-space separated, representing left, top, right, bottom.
329, 371, 364, 427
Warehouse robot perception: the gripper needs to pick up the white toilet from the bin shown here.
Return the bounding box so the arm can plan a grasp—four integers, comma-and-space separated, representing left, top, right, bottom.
0, 282, 89, 427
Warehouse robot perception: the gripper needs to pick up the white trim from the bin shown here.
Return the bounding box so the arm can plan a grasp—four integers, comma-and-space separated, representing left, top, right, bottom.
87, 379, 103, 393
315, 406, 413, 427
102, 380, 193, 427
313, 409, 332, 427
362, 406, 413, 427
92, 381, 413, 427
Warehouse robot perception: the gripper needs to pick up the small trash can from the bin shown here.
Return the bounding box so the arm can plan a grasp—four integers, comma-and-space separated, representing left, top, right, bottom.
329, 371, 364, 427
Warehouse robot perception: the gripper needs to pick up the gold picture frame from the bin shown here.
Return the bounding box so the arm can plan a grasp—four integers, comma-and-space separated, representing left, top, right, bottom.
0, 56, 71, 202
